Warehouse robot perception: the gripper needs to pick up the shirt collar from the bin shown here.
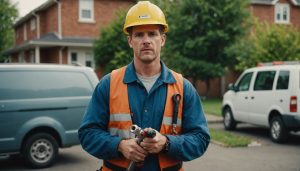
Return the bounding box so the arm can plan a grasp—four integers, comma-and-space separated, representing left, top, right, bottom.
123, 61, 176, 84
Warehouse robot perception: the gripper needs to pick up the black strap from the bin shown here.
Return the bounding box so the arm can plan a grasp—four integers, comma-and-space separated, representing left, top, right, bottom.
104, 161, 182, 171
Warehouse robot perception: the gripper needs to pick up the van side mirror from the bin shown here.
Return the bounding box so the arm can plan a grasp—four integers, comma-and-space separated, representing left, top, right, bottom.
228, 83, 238, 92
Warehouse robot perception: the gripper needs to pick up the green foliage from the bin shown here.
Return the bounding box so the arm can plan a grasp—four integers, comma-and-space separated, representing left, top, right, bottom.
229, 19, 300, 71
163, 0, 250, 96
93, 10, 132, 73
0, 0, 18, 62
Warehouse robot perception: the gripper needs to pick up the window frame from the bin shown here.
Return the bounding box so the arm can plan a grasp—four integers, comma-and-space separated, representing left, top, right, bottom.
275, 3, 290, 24
78, 0, 95, 23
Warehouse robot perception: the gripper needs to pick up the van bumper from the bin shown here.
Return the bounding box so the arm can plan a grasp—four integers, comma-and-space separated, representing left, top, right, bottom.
282, 114, 300, 130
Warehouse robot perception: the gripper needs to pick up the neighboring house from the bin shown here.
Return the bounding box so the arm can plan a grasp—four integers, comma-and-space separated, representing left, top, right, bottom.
250, 0, 300, 28
4, 0, 134, 69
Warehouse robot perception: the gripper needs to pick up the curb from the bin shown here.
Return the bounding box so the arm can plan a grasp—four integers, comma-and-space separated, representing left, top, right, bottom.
205, 114, 223, 124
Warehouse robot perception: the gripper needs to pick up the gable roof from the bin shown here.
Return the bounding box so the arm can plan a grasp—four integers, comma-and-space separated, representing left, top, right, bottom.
251, 0, 300, 5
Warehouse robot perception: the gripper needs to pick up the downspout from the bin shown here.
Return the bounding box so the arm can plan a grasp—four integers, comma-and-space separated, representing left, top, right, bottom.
32, 12, 40, 63
54, 0, 62, 39
59, 47, 66, 64
32, 12, 40, 38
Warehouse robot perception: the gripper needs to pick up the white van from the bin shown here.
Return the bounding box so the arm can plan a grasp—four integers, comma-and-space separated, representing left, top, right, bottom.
222, 62, 300, 143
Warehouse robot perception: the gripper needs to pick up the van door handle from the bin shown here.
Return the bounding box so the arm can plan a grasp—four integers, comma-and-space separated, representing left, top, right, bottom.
251, 96, 255, 99
245, 96, 248, 99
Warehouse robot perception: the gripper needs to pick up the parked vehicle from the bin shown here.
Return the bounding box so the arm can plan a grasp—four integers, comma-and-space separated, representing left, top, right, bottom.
0, 64, 98, 168
222, 62, 300, 143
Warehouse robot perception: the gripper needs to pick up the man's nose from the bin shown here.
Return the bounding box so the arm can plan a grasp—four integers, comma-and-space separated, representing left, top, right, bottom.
142, 34, 151, 45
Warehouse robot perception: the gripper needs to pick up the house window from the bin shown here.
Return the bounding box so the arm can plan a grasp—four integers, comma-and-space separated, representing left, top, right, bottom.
71, 52, 78, 64
30, 18, 36, 30
85, 53, 93, 67
275, 3, 290, 24
79, 0, 94, 22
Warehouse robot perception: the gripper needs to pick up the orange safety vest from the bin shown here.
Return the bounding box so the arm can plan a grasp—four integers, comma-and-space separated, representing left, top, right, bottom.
102, 66, 184, 171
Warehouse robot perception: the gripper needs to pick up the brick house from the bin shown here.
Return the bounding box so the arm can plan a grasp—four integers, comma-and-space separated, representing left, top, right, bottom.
5, 0, 134, 69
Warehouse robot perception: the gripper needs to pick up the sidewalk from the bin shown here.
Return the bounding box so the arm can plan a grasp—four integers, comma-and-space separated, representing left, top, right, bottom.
205, 114, 222, 124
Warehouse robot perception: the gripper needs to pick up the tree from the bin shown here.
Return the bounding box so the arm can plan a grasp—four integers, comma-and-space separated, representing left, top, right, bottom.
163, 0, 250, 97
0, 0, 18, 62
93, 10, 132, 73
228, 20, 300, 71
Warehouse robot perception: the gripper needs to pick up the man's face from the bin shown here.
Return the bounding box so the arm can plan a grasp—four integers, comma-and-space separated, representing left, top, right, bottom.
128, 25, 166, 64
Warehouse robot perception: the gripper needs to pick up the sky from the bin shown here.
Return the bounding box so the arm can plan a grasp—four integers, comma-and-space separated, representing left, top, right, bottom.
10, 0, 48, 18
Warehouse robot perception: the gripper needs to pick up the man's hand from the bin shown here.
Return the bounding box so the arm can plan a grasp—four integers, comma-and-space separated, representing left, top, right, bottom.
140, 128, 167, 154
118, 139, 148, 162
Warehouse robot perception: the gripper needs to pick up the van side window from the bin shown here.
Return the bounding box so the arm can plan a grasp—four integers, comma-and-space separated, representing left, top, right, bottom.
254, 71, 276, 91
0, 71, 93, 100
276, 70, 289, 90
237, 72, 253, 91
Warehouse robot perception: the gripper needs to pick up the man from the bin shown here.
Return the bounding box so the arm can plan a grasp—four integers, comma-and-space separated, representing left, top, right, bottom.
78, 1, 210, 171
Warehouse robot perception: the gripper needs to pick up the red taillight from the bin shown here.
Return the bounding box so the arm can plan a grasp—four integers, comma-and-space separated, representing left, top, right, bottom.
290, 96, 297, 112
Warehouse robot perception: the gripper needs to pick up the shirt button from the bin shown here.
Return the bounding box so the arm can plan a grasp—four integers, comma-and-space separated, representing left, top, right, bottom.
145, 109, 147, 112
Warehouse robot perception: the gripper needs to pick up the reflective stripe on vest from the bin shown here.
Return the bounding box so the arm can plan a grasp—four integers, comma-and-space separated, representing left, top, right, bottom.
106, 66, 183, 171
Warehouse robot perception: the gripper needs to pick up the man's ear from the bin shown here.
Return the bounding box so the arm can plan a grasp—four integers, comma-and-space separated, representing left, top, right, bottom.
127, 36, 133, 48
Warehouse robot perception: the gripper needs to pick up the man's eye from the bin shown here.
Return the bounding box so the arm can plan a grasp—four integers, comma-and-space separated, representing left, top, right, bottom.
134, 33, 143, 37
149, 32, 157, 37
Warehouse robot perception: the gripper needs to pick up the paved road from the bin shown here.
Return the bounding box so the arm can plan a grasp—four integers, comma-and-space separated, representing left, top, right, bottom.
1, 122, 300, 171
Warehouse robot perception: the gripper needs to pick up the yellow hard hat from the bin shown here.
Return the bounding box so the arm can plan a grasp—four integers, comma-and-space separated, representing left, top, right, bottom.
123, 1, 168, 35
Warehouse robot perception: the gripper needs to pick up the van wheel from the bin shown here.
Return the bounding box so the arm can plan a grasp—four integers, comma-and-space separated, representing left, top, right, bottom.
270, 116, 288, 143
223, 107, 237, 130
22, 133, 58, 168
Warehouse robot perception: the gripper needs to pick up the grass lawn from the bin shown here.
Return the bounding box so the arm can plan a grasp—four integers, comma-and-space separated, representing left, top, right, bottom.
210, 128, 252, 147
201, 98, 222, 116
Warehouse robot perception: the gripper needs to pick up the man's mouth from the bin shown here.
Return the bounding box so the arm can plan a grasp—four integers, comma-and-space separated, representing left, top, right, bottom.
141, 48, 152, 52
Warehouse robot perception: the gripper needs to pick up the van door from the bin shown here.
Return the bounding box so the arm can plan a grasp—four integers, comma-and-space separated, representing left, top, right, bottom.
231, 72, 254, 122
248, 70, 276, 126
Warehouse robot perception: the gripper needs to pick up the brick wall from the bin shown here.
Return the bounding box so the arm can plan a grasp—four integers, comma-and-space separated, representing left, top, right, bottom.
250, 4, 274, 24
61, 0, 133, 38
39, 5, 59, 36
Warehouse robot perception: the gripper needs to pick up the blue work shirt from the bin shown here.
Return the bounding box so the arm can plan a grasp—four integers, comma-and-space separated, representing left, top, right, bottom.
78, 61, 210, 171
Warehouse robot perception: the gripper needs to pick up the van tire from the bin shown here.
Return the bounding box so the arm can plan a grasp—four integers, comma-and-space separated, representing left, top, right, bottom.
223, 107, 237, 130
270, 116, 288, 143
22, 133, 58, 168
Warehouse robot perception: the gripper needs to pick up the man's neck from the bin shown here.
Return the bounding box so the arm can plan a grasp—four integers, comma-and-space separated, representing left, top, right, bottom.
134, 59, 161, 77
